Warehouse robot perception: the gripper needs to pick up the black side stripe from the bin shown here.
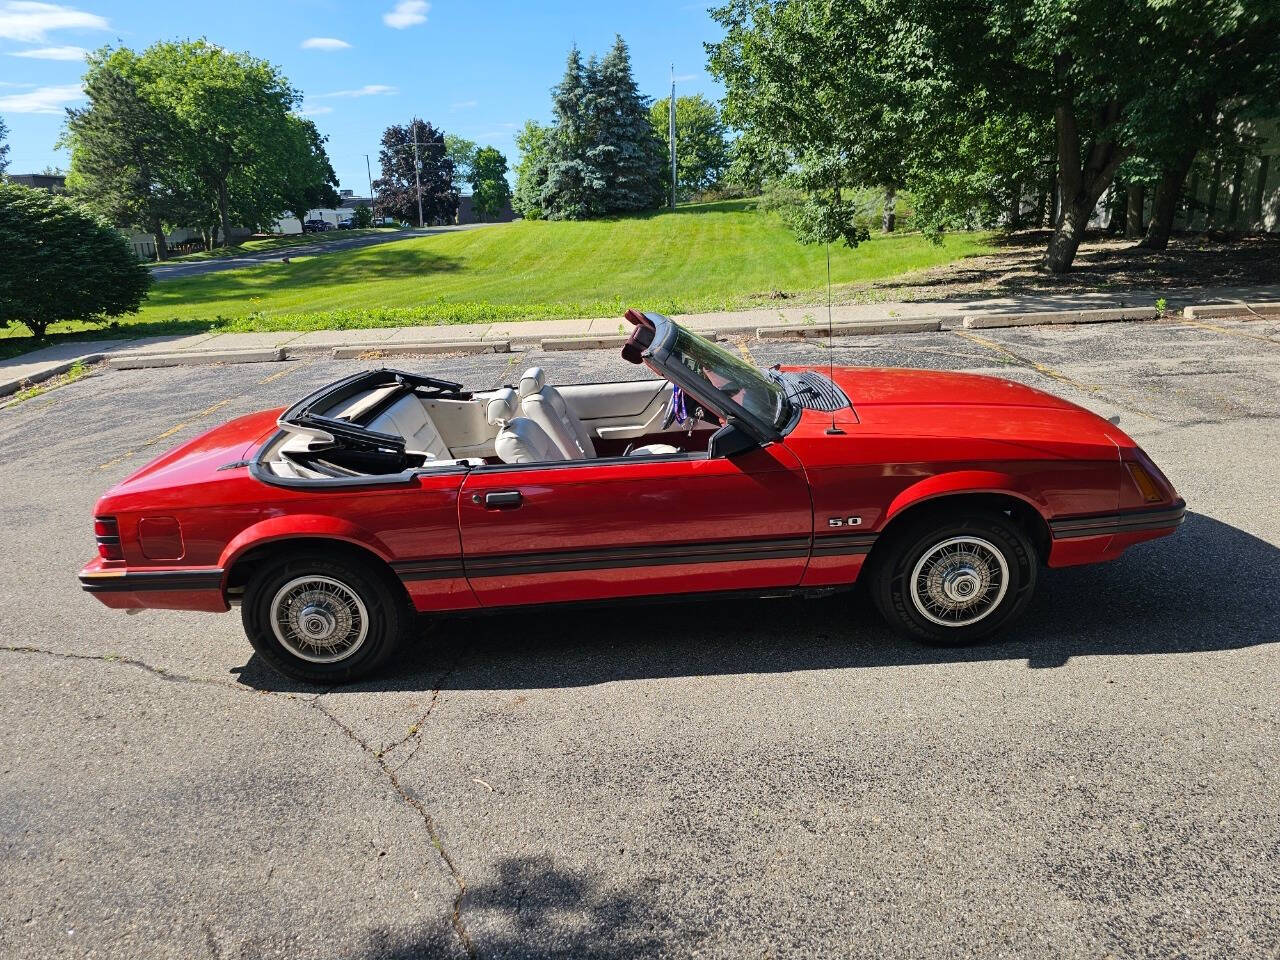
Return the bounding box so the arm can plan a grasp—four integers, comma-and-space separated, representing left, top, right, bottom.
1050, 502, 1186, 540
80, 569, 225, 593
392, 533, 879, 582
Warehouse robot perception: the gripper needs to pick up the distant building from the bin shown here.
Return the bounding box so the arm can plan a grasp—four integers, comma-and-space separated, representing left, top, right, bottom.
7, 173, 66, 193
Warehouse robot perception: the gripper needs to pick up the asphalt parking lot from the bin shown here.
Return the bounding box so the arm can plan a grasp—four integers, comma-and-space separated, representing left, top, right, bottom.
1, 315, 1277, 959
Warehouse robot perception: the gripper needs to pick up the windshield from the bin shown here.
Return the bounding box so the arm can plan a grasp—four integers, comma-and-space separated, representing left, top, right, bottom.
666, 327, 790, 430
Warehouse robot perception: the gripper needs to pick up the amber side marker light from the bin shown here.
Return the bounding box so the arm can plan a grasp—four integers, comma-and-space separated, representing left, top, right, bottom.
94, 516, 124, 561
1127, 463, 1164, 503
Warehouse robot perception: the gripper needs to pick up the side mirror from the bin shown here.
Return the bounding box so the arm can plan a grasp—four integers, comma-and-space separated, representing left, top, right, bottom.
708, 419, 759, 459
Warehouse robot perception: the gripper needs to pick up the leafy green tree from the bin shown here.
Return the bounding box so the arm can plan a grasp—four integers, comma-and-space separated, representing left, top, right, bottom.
0, 182, 152, 339
0, 114, 9, 175
139, 40, 299, 246
540, 45, 604, 220
373, 119, 457, 226
445, 134, 478, 191
63, 48, 184, 260
276, 115, 341, 223
512, 120, 550, 219
352, 205, 373, 228
470, 146, 511, 221
650, 94, 731, 200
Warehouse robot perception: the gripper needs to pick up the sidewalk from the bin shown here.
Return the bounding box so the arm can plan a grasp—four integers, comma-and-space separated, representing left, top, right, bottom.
4, 284, 1278, 396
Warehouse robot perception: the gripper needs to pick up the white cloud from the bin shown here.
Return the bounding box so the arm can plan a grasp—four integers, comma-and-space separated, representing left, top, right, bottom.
301, 37, 350, 51
316, 84, 396, 98
296, 105, 333, 117
449, 99, 476, 111
673, 73, 698, 83
0, 2, 108, 43
383, 0, 427, 29
0, 81, 83, 113
9, 43, 85, 59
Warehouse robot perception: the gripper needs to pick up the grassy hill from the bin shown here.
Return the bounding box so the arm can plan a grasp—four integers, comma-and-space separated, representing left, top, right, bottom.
3, 200, 992, 351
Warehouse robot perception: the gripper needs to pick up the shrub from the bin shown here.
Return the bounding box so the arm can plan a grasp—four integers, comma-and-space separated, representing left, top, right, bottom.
352, 205, 373, 228
0, 181, 153, 339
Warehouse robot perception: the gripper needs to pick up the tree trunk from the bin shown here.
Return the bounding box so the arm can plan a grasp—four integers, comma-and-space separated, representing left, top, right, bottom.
1034, 185, 1048, 228
217, 180, 235, 249
1226, 158, 1245, 228
1043, 81, 1129, 273
1007, 182, 1023, 229
1140, 143, 1199, 250
1205, 156, 1223, 228
1125, 184, 1145, 238
150, 215, 169, 262
1251, 156, 1270, 229
881, 186, 896, 233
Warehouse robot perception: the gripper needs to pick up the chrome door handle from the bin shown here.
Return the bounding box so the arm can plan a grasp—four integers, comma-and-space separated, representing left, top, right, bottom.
483, 491, 523, 510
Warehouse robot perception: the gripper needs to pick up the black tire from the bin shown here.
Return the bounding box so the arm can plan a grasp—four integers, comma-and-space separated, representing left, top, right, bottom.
241, 552, 410, 684
868, 510, 1038, 646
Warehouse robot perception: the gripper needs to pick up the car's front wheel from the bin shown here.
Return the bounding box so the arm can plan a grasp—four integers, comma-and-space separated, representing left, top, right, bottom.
241, 552, 409, 684
869, 511, 1038, 646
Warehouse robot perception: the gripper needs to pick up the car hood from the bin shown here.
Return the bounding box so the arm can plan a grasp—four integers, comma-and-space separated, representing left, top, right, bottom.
101, 408, 283, 503
782, 366, 1132, 454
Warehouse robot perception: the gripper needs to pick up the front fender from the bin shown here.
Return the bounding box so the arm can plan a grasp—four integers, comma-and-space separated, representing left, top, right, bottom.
883, 470, 1049, 526
218, 514, 395, 571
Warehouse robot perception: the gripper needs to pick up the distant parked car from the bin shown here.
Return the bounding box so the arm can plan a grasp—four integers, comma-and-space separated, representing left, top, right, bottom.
302, 219, 332, 233
337, 219, 354, 230
372, 217, 397, 227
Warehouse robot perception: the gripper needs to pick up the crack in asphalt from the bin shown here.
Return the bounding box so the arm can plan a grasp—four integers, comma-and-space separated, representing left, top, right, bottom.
311, 697, 475, 958
381, 667, 455, 774
0, 644, 476, 960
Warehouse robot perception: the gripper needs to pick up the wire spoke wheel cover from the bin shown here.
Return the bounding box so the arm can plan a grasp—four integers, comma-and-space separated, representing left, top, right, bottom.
908, 535, 1010, 628
270, 575, 369, 663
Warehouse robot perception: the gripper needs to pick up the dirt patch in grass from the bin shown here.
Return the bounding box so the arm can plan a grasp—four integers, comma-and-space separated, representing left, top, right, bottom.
845, 231, 1280, 304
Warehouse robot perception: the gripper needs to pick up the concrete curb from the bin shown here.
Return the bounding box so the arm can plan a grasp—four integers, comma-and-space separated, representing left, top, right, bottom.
757, 318, 944, 339
541, 334, 633, 351
0, 352, 104, 397
1183, 302, 1280, 320
329, 340, 509, 359
962, 307, 1159, 329
108, 348, 285, 370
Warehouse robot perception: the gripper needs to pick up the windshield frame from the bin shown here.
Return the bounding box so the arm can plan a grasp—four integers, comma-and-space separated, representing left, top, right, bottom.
637, 313, 792, 443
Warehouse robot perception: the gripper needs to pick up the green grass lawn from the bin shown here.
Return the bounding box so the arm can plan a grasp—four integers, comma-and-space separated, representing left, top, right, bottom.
2, 200, 993, 358
162, 226, 405, 262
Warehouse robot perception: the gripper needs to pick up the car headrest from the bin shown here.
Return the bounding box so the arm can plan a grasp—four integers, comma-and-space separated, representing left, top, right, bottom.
518, 366, 545, 398
486, 388, 519, 425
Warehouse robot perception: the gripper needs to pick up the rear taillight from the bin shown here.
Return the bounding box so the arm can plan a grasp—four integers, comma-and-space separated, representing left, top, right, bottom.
1126, 462, 1164, 503
95, 516, 124, 561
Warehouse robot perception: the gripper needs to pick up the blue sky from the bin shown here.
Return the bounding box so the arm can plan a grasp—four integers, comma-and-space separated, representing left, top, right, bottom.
0, 1, 724, 192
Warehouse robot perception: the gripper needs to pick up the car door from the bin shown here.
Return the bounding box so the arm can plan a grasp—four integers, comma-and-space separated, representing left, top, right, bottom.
456, 444, 812, 608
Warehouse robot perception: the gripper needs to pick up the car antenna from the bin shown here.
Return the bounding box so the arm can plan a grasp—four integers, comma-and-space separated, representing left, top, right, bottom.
824, 240, 845, 435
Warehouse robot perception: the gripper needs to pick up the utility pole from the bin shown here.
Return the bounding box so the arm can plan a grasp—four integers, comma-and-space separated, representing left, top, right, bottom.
411, 117, 424, 228
365, 153, 376, 221
669, 65, 677, 210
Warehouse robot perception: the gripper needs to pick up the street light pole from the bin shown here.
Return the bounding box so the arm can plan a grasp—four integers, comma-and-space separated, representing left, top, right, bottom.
365, 153, 376, 221
411, 117, 424, 228
669, 64, 677, 210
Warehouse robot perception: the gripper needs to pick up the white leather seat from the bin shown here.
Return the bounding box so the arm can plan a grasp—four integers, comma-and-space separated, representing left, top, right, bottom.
518, 367, 596, 460
488, 388, 562, 464
366, 395, 451, 460
628, 442, 681, 457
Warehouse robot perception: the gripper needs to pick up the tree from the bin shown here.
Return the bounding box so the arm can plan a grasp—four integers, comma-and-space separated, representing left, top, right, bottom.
445, 134, 477, 192
649, 94, 731, 199
516, 37, 666, 221
276, 115, 341, 223
588, 35, 666, 213
140, 40, 300, 246
512, 120, 550, 219
63, 48, 182, 260
470, 146, 511, 221
0, 182, 152, 339
373, 119, 457, 226
352, 205, 373, 228
0, 115, 9, 175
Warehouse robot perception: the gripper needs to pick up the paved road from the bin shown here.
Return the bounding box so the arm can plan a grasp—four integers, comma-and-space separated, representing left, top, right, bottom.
1, 317, 1277, 958
150, 223, 494, 281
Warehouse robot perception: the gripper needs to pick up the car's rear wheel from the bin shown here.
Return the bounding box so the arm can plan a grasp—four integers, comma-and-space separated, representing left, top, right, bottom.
869, 510, 1037, 646
241, 553, 409, 684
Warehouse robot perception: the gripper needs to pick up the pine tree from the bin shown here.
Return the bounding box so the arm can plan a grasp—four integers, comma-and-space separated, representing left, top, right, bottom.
590, 35, 666, 213
541, 46, 604, 220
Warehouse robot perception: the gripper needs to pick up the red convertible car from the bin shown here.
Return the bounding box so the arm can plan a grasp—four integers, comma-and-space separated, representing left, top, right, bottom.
81, 310, 1184, 682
